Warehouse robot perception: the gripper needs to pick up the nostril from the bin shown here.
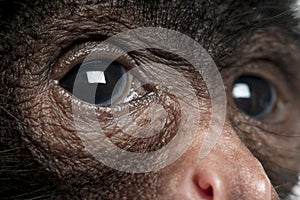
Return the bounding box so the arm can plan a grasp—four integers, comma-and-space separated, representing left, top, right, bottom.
204, 186, 213, 196
192, 170, 224, 200
193, 175, 214, 198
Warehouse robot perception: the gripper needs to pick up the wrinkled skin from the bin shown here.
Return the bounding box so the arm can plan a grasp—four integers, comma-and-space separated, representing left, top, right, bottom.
0, 0, 300, 199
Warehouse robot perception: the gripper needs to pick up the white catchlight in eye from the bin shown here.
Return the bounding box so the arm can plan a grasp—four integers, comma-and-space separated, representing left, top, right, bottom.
86, 71, 106, 84
232, 83, 251, 98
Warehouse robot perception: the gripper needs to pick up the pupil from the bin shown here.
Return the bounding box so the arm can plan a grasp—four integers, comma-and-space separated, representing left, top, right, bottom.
232, 75, 276, 118
94, 61, 126, 105
59, 59, 127, 106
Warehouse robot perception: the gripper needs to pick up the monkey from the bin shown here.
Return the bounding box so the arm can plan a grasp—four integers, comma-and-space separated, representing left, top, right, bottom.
0, 0, 300, 199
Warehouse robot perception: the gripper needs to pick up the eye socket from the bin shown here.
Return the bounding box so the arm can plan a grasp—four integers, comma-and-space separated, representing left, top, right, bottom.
232, 75, 276, 118
59, 59, 141, 106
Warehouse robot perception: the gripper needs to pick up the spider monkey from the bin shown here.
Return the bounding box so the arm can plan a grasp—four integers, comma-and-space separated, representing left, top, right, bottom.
0, 0, 300, 199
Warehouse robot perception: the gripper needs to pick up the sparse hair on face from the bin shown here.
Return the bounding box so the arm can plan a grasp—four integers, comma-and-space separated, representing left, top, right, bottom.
1, 0, 300, 199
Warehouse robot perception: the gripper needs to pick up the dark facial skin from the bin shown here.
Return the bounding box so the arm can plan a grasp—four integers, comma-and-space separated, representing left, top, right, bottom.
1, 0, 300, 199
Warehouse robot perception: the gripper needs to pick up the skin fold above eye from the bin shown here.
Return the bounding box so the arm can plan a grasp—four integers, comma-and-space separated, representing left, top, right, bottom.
0, 0, 300, 200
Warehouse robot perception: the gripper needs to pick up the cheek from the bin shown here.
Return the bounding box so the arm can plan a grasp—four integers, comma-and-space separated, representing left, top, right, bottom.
157, 124, 279, 200
15, 80, 98, 177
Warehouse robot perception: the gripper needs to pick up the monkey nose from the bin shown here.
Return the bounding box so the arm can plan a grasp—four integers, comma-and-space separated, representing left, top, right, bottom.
180, 168, 273, 200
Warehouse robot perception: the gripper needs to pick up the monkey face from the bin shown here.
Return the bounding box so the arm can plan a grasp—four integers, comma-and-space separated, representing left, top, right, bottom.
0, 1, 299, 200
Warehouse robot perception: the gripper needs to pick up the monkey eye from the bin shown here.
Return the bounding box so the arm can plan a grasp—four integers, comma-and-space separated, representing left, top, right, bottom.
59, 59, 144, 106
232, 75, 276, 118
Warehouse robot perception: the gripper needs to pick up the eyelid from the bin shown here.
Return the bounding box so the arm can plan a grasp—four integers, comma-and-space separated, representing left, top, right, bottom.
51, 42, 99, 80
50, 41, 138, 81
